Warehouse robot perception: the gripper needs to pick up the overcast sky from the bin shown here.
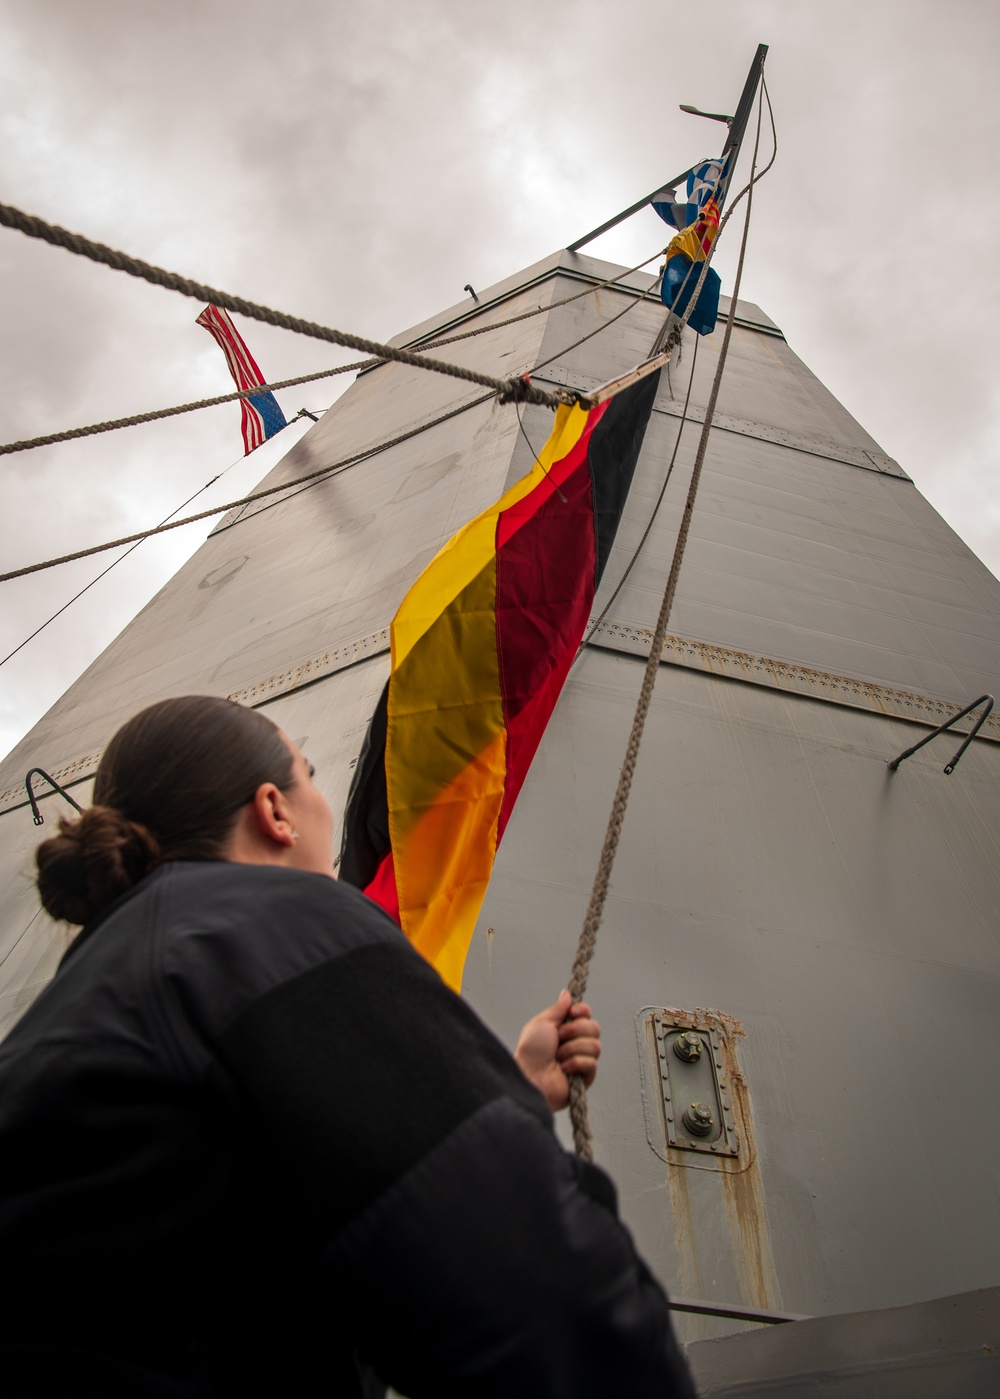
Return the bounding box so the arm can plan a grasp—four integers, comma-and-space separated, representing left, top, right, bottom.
1, 0, 998, 760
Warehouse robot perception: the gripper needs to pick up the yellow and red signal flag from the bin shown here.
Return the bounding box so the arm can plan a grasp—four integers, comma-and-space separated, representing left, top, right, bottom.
666, 195, 720, 265
340, 371, 660, 990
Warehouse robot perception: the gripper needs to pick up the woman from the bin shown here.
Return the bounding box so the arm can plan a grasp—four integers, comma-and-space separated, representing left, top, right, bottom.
0, 696, 695, 1398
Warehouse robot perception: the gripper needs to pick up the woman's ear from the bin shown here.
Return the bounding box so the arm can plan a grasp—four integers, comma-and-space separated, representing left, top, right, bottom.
250, 783, 296, 848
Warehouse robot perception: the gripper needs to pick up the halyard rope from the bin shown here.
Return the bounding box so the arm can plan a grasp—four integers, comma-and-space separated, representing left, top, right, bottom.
566, 84, 769, 1162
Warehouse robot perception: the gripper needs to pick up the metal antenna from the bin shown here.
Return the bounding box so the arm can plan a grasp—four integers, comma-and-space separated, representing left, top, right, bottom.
679, 104, 733, 125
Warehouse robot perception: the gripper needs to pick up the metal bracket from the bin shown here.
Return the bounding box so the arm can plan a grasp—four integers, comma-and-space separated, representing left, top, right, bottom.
24, 768, 85, 826
887, 693, 995, 776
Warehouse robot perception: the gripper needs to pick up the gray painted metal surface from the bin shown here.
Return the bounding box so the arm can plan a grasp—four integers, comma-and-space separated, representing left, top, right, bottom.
687, 1285, 1000, 1396
464, 655, 1000, 1337
2, 249, 999, 1382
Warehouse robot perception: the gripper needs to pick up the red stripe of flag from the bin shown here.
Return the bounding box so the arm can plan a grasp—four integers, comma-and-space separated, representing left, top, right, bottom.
196, 305, 273, 454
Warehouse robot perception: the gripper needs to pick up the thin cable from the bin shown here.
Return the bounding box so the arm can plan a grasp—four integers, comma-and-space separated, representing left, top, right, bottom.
0, 438, 264, 667
0, 394, 493, 583
531, 269, 664, 374
0, 905, 43, 972
423, 247, 667, 353
566, 84, 768, 1162
576, 335, 701, 657
214, 394, 492, 531
514, 400, 567, 505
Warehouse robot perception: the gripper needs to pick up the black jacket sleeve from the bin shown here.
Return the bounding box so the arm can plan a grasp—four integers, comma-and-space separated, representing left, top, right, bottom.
208, 893, 696, 1399
329, 1097, 695, 1399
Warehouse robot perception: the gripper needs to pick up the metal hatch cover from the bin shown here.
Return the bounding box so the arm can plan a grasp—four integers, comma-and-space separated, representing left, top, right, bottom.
636, 1006, 751, 1171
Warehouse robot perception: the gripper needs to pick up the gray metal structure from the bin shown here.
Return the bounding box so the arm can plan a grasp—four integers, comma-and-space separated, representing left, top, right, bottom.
2, 247, 999, 1379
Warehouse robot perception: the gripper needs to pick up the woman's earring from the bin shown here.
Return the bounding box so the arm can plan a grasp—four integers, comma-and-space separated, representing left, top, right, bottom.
292, 830, 300, 843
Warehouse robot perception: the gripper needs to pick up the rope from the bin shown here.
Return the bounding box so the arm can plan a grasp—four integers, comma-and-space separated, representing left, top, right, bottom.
0, 87, 775, 596
202, 263, 671, 539
574, 77, 777, 659
424, 248, 666, 352
659, 74, 777, 352
0, 202, 569, 410
0, 361, 372, 457
533, 270, 662, 374
0, 432, 267, 667
576, 334, 701, 657
0, 250, 666, 459
566, 88, 767, 1163
1, 255, 675, 582
0, 393, 492, 583
0, 92, 772, 462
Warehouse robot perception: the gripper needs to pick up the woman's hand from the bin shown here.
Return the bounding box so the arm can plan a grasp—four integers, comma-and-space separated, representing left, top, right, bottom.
513, 989, 601, 1113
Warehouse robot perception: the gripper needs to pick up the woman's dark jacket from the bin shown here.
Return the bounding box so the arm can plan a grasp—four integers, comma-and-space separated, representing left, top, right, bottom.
0, 861, 695, 1397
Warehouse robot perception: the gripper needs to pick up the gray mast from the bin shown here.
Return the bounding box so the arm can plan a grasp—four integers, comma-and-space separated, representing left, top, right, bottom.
1, 245, 999, 1380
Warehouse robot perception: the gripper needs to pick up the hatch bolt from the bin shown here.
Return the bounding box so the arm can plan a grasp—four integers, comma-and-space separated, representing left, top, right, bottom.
683, 1102, 715, 1136
673, 1031, 704, 1063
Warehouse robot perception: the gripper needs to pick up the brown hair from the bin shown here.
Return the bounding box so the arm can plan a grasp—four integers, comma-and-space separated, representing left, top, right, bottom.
36, 696, 295, 925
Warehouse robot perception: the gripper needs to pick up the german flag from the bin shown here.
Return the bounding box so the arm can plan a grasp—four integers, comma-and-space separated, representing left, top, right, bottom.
340, 371, 660, 989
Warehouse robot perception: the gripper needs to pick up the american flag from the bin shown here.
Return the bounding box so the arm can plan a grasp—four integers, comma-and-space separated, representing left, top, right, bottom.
196, 305, 287, 454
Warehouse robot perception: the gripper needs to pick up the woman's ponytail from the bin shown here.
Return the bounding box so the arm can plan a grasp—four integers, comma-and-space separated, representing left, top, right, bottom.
36, 806, 161, 925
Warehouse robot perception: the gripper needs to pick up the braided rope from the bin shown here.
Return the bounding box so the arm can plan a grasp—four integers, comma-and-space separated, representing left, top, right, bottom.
566, 91, 767, 1163
0, 202, 569, 410
0, 361, 373, 457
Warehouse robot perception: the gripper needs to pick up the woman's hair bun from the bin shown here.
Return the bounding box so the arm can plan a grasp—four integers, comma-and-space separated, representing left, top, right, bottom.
35, 805, 162, 925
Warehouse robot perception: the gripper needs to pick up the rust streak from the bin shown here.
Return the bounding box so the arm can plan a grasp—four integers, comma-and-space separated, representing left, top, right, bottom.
658, 1006, 779, 1315
719, 1015, 778, 1311
665, 1153, 705, 1303
719, 1151, 778, 1312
